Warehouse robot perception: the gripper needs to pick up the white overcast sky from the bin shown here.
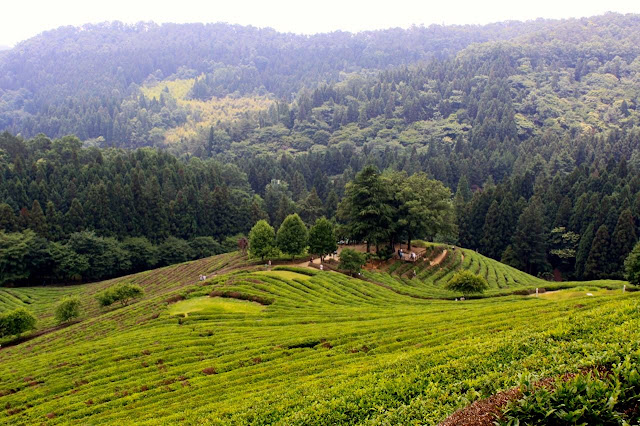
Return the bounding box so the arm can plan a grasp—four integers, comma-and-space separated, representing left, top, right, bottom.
2, 0, 640, 47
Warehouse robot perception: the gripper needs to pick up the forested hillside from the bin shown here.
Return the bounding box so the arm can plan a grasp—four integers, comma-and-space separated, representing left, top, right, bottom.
1, 13, 640, 283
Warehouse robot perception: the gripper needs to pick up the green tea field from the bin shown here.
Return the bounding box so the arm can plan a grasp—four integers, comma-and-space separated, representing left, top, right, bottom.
0, 248, 638, 425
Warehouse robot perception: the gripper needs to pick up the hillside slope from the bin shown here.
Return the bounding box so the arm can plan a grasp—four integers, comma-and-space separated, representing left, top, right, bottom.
0, 252, 637, 424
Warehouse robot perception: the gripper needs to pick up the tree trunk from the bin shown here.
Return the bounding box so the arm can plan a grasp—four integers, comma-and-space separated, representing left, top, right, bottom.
366, 241, 370, 253
408, 232, 413, 251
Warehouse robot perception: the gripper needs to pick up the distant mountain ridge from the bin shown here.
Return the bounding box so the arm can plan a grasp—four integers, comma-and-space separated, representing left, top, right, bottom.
0, 13, 640, 144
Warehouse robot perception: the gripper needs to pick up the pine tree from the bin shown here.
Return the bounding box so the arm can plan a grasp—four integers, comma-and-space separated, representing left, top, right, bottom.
28, 200, 48, 237
0, 203, 16, 232
66, 198, 86, 233
299, 188, 324, 226
610, 208, 637, 278
511, 198, 548, 275
584, 225, 612, 279
480, 201, 503, 259
454, 175, 472, 204
575, 223, 595, 279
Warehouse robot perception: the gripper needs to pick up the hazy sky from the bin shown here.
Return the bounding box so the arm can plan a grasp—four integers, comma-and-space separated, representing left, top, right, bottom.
2, 0, 640, 47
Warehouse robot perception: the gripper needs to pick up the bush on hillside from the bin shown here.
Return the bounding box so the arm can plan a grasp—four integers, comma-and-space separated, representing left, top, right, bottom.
445, 271, 488, 296
339, 249, 368, 276
96, 283, 144, 307
0, 308, 37, 338
54, 296, 82, 324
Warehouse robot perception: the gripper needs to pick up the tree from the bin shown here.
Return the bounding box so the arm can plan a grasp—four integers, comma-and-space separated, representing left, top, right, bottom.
65, 198, 85, 233
299, 188, 324, 226
394, 172, 455, 250
0, 230, 39, 285
575, 223, 595, 279
339, 248, 367, 276
121, 237, 157, 272
277, 214, 308, 259
189, 237, 223, 259
308, 217, 337, 262
0, 203, 16, 232
48, 241, 89, 281
249, 220, 276, 260
54, 296, 82, 324
624, 242, 640, 286
157, 237, 193, 266
611, 209, 637, 277
96, 283, 144, 307
339, 165, 394, 252
584, 225, 612, 279
511, 198, 548, 275
0, 308, 37, 338
445, 271, 488, 297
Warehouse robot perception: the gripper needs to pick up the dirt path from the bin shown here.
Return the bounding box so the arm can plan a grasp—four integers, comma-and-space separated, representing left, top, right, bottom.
430, 250, 448, 266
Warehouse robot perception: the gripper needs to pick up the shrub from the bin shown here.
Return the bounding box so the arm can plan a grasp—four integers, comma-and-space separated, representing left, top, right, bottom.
339, 249, 367, 276
55, 296, 82, 324
0, 308, 37, 338
96, 283, 144, 307
445, 271, 488, 296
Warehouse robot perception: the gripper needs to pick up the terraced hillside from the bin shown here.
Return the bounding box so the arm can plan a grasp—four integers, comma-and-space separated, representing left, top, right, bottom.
363, 244, 626, 299
0, 250, 638, 425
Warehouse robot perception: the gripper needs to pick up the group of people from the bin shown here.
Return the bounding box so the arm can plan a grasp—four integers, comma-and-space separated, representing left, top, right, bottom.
198, 274, 208, 281
397, 248, 417, 262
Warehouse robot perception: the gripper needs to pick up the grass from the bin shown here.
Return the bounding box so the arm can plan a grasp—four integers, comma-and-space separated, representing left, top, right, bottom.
0, 250, 638, 424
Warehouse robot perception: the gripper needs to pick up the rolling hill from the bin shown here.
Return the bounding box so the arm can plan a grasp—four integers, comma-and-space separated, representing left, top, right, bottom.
0, 247, 636, 424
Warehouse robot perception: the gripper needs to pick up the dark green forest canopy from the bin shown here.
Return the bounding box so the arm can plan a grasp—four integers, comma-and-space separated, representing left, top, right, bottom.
0, 13, 639, 284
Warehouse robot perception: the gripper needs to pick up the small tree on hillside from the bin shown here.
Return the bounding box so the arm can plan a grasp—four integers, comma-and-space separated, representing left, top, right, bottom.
308, 217, 337, 262
55, 296, 82, 324
0, 308, 37, 338
625, 242, 640, 286
276, 214, 308, 260
248, 220, 276, 260
339, 249, 367, 276
445, 271, 488, 297
96, 283, 144, 308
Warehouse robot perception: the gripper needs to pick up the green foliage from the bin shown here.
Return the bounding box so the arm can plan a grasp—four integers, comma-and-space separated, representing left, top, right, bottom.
0, 307, 36, 337
157, 237, 194, 266
308, 217, 337, 261
276, 214, 308, 259
445, 270, 489, 296
95, 283, 144, 308
339, 248, 367, 275
624, 242, 640, 286
249, 220, 276, 260
585, 225, 612, 280
499, 356, 640, 425
511, 198, 548, 276
188, 237, 223, 259
54, 296, 82, 324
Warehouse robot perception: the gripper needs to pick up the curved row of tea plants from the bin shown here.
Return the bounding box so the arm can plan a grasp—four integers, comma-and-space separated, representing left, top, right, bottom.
0, 255, 638, 425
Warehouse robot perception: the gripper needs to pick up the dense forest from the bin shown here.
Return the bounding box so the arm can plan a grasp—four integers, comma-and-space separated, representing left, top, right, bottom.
1, 13, 640, 284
